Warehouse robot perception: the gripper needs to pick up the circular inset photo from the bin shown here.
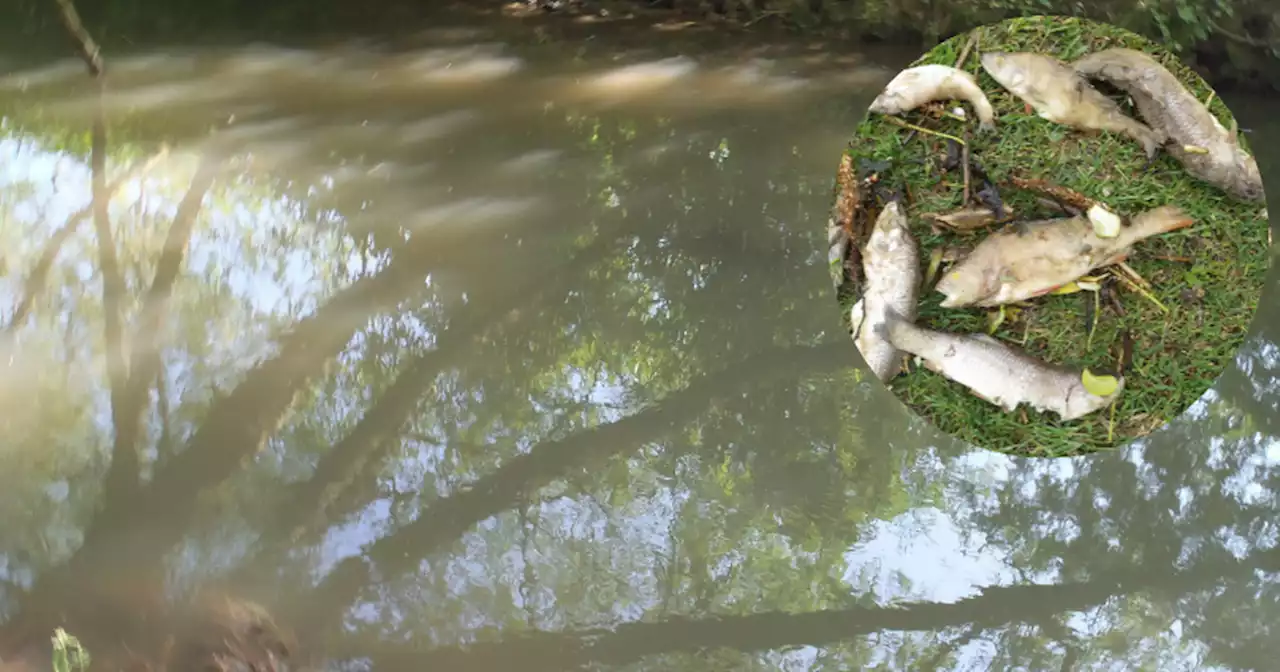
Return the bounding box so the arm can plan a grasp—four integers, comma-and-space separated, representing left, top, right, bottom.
827, 15, 1270, 457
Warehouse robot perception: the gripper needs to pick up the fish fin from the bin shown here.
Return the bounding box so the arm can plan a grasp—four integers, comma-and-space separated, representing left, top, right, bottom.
850, 300, 866, 337
1133, 205, 1194, 234
969, 332, 1003, 345
1139, 148, 1163, 173
936, 291, 963, 309
1141, 133, 1162, 160
970, 388, 1017, 412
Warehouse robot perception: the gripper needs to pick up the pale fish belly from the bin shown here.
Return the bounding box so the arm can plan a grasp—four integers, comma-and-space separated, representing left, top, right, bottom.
852, 296, 902, 382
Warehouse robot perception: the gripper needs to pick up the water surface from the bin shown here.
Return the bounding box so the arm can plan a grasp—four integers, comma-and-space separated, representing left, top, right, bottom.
1, 7, 1279, 670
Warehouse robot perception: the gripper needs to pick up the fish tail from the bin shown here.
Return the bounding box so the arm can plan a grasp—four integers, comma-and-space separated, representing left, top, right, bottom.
1132, 205, 1194, 236
1072, 49, 1142, 81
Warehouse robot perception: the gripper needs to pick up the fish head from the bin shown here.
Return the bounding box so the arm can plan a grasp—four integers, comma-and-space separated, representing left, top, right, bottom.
934, 266, 991, 308
1068, 373, 1125, 418
979, 52, 1025, 90
1230, 156, 1266, 203
867, 92, 892, 115
872, 199, 907, 234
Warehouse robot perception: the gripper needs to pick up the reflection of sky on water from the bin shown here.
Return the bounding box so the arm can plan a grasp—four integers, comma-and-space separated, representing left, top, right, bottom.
0, 130, 372, 437
0, 131, 364, 318
300, 391, 1280, 667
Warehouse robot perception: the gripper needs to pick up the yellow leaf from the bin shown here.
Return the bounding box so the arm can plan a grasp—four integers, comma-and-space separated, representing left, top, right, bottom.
1087, 203, 1122, 239
986, 306, 1006, 334
1081, 368, 1119, 396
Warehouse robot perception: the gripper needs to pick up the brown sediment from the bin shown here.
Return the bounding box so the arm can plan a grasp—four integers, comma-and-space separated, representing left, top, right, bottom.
0, 588, 297, 672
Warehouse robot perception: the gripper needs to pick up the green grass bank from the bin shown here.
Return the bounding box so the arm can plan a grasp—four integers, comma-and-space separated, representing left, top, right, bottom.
838, 16, 1269, 456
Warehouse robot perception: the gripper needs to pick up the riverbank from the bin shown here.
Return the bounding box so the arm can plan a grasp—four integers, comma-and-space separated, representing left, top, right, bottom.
5, 0, 1274, 92
510, 0, 1280, 94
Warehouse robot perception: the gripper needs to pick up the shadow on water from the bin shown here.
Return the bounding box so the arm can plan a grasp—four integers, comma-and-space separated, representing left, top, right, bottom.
1, 3, 1279, 670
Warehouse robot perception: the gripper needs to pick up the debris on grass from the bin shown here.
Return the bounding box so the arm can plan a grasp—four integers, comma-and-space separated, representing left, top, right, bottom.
1082, 368, 1121, 396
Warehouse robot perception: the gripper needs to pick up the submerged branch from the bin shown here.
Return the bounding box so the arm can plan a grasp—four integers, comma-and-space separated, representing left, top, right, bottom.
296, 339, 849, 638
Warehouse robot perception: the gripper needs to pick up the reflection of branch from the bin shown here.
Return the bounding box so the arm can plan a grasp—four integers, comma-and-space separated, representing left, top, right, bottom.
519, 503, 538, 629
155, 359, 173, 466
101, 155, 220, 518
3, 150, 166, 334
1213, 359, 1280, 436
54, 0, 137, 512
296, 339, 849, 638
343, 546, 1280, 670
232, 233, 617, 584
35, 232, 448, 600
1205, 16, 1271, 49
918, 624, 980, 670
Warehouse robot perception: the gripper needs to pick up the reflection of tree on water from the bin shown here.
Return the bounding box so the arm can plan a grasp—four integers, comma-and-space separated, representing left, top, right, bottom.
3, 1, 1280, 670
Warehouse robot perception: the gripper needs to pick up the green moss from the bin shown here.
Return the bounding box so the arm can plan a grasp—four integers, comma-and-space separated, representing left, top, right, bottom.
837, 16, 1269, 457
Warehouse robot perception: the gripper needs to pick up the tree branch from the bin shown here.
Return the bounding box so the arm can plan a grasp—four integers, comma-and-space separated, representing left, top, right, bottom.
52, 0, 102, 77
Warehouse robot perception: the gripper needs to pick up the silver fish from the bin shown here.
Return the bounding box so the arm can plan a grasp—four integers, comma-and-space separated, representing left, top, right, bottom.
1072, 47, 1264, 203
935, 205, 1193, 308
875, 308, 1124, 421
851, 200, 920, 382
869, 64, 996, 132
980, 51, 1164, 158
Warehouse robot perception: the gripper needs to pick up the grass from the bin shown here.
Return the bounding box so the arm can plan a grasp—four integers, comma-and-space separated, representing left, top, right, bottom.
837, 15, 1270, 457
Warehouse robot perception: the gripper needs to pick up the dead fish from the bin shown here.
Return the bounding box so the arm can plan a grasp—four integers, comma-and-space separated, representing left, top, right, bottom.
850, 200, 921, 382
868, 64, 996, 132
924, 205, 1015, 234
936, 205, 1193, 308
1072, 48, 1264, 203
980, 51, 1164, 158
876, 307, 1124, 421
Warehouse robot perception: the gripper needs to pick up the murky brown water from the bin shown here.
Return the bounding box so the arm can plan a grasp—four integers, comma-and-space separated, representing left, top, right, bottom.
1, 6, 1279, 670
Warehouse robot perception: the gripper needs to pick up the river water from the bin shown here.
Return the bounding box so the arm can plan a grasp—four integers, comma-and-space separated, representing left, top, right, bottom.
0, 4, 1278, 671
